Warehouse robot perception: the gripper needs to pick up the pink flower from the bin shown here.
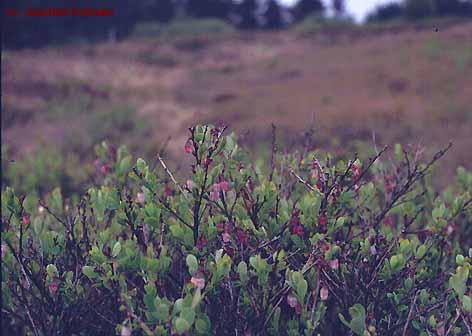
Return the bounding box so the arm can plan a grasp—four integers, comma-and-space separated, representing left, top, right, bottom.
287, 294, 301, 314
121, 326, 132, 336
294, 225, 304, 237
212, 183, 221, 193
49, 281, 59, 295
209, 191, 219, 202
222, 232, 231, 243
136, 192, 145, 204
184, 139, 193, 154
186, 179, 196, 189
219, 180, 230, 192
370, 246, 377, 256
191, 275, 205, 289
217, 222, 225, 232
320, 287, 329, 301
329, 258, 339, 270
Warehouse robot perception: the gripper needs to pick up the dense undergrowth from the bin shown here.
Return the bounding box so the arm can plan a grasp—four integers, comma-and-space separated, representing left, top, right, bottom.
1, 125, 472, 335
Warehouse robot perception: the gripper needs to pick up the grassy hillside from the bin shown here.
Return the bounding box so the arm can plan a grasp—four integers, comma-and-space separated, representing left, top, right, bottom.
2, 20, 471, 192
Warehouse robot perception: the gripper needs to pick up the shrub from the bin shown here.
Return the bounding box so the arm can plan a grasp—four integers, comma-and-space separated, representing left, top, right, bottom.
292, 15, 357, 36
2, 125, 471, 335
1, 145, 91, 198
132, 19, 235, 40
404, 0, 437, 20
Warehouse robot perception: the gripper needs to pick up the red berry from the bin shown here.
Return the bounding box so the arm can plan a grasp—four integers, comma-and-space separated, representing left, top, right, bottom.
236, 229, 249, 245
289, 216, 300, 228
100, 164, 111, 174
22, 214, 30, 226
196, 235, 207, 251
203, 157, 212, 167
295, 225, 304, 237
383, 216, 394, 227
164, 185, 173, 197
184, 140, 193, 154
352, 164, 361, 180
319, 216, 328, 227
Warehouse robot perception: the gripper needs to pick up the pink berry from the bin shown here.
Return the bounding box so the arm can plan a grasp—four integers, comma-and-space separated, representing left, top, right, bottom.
49, 281, 59, 295
329, 258, 339, 270
320, 287, 329, 301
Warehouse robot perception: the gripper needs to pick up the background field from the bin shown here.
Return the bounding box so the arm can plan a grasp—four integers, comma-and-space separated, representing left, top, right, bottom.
2, 20, 472, 194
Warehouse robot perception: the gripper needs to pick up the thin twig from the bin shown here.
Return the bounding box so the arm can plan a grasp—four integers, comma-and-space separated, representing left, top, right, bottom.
157, 154, 189, 201
289, 167, 316, 192
402, 291, 419, 336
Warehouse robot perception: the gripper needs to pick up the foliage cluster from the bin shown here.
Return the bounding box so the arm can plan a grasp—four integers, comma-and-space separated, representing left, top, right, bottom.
2, 125, 472, 335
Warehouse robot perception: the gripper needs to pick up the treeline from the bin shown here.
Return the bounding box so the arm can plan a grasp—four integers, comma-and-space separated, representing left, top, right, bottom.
2, 0, 471, 49
2, 0, 328, 48
368, 0, 472, 22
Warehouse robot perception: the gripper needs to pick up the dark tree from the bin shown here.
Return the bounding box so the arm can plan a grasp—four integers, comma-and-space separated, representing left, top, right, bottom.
186, 0, 231, 19
404, 0, 436, 20
292, 0, 324, 22
366, 2, 404, 22
151, 0, 175, 22
332, 0, 345, 16
237, 0, 259, 29
263, 0, 284, 29
434, 0, 472, 17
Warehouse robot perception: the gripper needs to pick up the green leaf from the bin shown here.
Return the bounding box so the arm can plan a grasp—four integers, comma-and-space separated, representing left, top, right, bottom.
136, 158, 147, 174
112, 242, 121, 258
389, 254, 405, 273
186, 254, 198, 274
349, 304, 367, 336
339, 304, 366, 336
449, 266, 469, 297
416, 244, 427, 259
46, 264, 58, 278
195, 317, 210, 334
181, 307, 196, 326
175, 317, 190, 334
82, 266, 97, 279
155, 303, 170, 321
237, 261, 248, 284
462, 295, 472, 312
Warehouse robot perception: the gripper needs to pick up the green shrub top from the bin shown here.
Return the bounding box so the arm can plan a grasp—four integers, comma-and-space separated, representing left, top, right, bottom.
2, 125, 472, 335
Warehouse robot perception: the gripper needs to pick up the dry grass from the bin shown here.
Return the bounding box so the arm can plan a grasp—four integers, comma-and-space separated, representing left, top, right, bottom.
2, 22, 471, 185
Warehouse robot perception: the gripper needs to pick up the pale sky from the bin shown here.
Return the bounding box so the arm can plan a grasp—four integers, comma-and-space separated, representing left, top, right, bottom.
280, 0, 401, 23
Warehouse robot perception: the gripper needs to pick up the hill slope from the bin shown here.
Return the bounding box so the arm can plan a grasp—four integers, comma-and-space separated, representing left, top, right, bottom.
2, 22, 472, 184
